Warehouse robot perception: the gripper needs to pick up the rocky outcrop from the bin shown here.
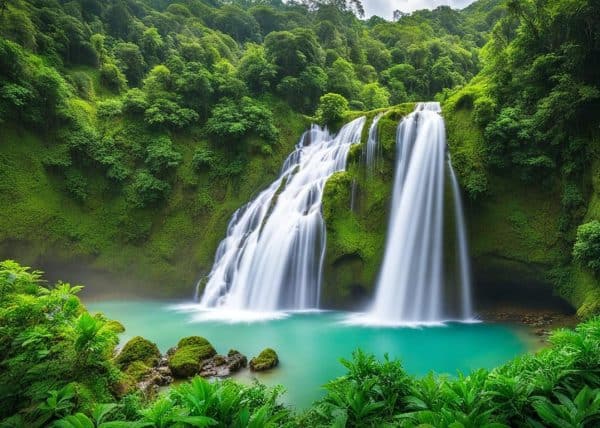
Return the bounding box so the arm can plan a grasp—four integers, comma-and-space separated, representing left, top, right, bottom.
249, 348, 278, 371
168, 341, 217, 378
136, 355, 173, 397
199, 350, 248, 377
116, 336, 161, 369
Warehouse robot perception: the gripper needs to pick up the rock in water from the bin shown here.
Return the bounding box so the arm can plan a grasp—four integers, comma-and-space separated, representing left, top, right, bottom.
168, 338, 217, 379
199, 350, 248, 378
249, 348, 278, 371
227, 349, 247, 371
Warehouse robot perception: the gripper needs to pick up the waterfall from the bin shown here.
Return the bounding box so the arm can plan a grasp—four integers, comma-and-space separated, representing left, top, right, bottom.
198, 117, 366, 312
364, 112, 383, 173
448, 159, 474, 319
366, 102, 473, 324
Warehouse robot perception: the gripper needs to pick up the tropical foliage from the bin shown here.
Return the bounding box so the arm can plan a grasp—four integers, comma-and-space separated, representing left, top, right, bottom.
2, 261, 600, 427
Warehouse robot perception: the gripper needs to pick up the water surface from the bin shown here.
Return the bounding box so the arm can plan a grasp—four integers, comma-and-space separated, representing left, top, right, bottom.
88, 300, 534, 409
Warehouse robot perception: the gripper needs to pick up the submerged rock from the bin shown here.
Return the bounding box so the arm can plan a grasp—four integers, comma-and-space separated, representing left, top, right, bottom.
249, 348, 278, 371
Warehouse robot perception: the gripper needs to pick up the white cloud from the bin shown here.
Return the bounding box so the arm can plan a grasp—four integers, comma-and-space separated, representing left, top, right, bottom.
363, 0, 476, 20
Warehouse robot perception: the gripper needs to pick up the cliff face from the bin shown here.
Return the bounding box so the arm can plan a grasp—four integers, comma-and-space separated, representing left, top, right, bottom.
3, 96, 598, 315
0, 94, 308, 298
320, 102, 599, 317
443, 102, 600, 318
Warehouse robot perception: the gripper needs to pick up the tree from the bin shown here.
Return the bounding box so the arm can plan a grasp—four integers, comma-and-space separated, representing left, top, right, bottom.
90, 34, 108, 66
212, 5, 260, 43
114, 42, 145, 87
327, 58, 360, 100
144, 99, 199, 129
265, 28, 322, 78
205, 97, 278, 143
237, 44, 276, 94
106, 0, 131, 38
316, 92, 348, 125
277, 65, 327, 112
141, 27, 164, 65
360, 83, 390, 110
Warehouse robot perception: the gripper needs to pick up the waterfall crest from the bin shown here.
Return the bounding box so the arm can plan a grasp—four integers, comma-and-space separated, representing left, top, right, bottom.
198, 117, 366, 312
365, 102, 474, 324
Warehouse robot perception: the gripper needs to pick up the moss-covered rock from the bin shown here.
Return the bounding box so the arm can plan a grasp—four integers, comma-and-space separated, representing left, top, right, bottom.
116, 336, 161, 369
168, 344, 217, 378
249, 348, 278, 371
125, 360, 152, 382
177, 336, 211, 348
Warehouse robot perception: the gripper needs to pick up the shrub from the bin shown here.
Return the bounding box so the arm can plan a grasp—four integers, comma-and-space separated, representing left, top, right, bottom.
192, 147, 216, 171
70, 72, 94, 100
144, 135, 182, 174
316, 93, 348, 126
144, 99, 199, 129
205, 97, 278, 143
128, 170, 170, 208
122, 88, 148, 114
473, 96, 496, 126
97, 99, 123, 118
573, 221, 600, 275
100, 62, 127, 93
64, 169, 88, 202
115, 336, 161, 369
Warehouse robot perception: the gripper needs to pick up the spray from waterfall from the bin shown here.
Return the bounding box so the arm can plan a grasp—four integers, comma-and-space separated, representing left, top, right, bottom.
359, 102, 474, 325
198, 117, 366, 312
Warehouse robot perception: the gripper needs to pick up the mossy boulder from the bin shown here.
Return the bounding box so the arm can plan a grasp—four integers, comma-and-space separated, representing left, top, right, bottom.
168, 343, 217, 378
116, 336, 161, 369
177, 336, 211, 348
125, 360, 152, 382
249, 348, 278, 371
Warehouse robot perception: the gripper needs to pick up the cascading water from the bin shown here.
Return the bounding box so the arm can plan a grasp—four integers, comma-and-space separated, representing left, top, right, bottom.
364, 102, 473, 324
364, 112, 383, 173
198, 117, 366, 312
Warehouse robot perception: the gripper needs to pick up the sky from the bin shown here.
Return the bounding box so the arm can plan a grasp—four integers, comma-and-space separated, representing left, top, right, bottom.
363, 0, 476, 20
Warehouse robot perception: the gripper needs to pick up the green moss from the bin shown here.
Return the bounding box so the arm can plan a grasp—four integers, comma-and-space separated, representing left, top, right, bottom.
443, 88, 489, 200
177, 336, 211, 348
168, 344, 217, 378
116, 336, 161, 369
249, 348, 278, 371
125, 361, 152, 382
320, 105, 412, 307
